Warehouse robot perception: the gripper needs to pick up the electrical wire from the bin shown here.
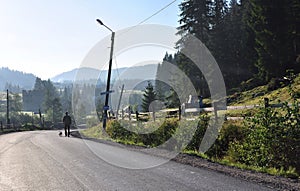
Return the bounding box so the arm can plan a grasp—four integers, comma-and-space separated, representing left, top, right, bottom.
116, 0, 178, 38
112, 0, 178, 85
137, 0, 178, 25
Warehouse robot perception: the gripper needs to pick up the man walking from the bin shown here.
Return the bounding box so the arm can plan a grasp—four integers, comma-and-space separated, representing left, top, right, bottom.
63, 112, 71, 137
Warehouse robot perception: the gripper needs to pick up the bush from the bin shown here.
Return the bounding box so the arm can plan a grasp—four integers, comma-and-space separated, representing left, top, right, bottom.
106, 120, 134, 140
206, 121, 248, 159
106, 119, 179, 147
184, 114, 209, 151
229, 97, 300, 174
139, 118, 178, 147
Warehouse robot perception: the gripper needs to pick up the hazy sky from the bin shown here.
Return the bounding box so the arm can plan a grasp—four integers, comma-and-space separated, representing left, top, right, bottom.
0, 0, 180, 79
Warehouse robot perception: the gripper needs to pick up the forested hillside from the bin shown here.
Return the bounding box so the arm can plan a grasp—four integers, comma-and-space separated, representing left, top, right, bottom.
0, 67, 36, 91
156, 0, 300, 99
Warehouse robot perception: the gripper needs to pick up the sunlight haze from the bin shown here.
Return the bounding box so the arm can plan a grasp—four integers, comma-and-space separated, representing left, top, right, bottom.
0, 0, 180, 79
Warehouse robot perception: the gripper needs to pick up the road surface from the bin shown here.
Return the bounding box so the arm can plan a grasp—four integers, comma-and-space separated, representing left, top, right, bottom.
0, 131, 273, 191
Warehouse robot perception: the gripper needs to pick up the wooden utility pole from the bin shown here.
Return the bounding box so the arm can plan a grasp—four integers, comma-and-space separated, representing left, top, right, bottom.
96, 19, 115, 130
116, 84, 124, 119
6, 89, 10, 126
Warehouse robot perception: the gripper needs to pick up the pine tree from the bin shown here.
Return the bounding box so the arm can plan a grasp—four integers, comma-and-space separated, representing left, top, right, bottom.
241, 0, 259, 81
247, 0, 299, 81
61, 86, 72, 113
287, 0, 300, 73
209, 0, 230, 86
141, 81, 157, 112
52, 97, 62, 123
215, 0, 256, 88
33, 77, 43, 91
165, 88, 180, 108
43, 81, 58, 112
177, 0, 212, 47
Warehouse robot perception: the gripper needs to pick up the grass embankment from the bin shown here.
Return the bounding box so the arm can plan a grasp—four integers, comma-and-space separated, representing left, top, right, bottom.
229, 74, 300, 106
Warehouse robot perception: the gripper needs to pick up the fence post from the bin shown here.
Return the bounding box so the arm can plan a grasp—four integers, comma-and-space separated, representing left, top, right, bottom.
128, 106, 131, 121
213, 101, 218, 121
264, 97, 269, 108
178, 106, 181, 120
135, 111, 139, 121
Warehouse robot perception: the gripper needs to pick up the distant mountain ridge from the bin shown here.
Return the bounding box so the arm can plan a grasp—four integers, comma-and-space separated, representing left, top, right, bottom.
0, 67, 36, 90
0, 64, 159, 91
51, 64, 159, 83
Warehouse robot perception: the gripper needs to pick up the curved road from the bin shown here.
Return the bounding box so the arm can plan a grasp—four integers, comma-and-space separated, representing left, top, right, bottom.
0, 131, 273, 191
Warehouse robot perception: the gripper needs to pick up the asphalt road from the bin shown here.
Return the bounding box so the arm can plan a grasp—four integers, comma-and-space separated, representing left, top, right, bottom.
0, 131, 273, 191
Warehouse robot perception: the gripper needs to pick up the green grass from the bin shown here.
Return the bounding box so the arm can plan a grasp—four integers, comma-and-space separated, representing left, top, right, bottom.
182, 150, 299, 179
80, 124, 108, 140
219, 157, 299, 179
221, 108, 259, 118
229, 74, 300, 106
81, 124, 147, 147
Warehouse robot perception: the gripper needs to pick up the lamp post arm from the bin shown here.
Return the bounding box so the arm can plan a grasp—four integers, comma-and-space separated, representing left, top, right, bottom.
102, 24, 113, 33
96, 19, 113, 32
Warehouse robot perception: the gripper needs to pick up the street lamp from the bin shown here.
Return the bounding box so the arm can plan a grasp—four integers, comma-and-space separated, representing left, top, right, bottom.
96, 19, 115, 130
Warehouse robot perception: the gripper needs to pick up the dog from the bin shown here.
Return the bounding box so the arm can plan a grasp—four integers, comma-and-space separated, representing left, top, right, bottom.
58, 131, 62, 136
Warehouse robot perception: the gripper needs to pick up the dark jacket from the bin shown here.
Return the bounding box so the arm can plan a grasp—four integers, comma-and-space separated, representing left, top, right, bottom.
63, 115, 71, 125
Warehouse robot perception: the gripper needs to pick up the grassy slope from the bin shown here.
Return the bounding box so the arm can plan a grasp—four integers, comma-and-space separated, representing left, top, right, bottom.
229, 74, 300, 106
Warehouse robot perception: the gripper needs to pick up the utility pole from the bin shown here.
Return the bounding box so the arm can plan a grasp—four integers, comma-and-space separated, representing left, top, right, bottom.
116, 84, 124, 119
6, 89, 10, 126
96, 19, 115, 130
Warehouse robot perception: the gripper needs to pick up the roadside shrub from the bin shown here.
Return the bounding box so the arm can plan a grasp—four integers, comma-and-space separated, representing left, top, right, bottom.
139, 118, 178, 147
106, 119, 179, 147
184, 113, 209, 151
206, 121, 248, 159
106, 120, 134, 140
229, 95, 300, 174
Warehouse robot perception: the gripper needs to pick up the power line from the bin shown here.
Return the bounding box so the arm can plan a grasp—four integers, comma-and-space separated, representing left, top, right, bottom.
112, 0, 178, 79
116, 0, 178, 38
137, 0, 178, 25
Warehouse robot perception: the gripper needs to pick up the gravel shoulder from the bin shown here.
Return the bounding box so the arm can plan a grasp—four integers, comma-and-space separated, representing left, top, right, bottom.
70, 130, 300, 191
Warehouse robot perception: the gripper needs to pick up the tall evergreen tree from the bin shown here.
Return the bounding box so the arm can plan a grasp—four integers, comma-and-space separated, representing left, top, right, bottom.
61, 86, 72, 113
241, 0, 259, 80
247, 0, 300, 81
52, 97, 63, 123
33, 77, 43, 91
177, 0, 212, 47
165, 88, 180, 108
141, 81, 157, 112
214, 0, 256, 87
176, 0, 221, 96
43, 81, 58, 113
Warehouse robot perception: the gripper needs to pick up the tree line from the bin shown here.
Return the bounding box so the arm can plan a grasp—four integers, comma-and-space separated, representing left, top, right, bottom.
156, 0, 299, 101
